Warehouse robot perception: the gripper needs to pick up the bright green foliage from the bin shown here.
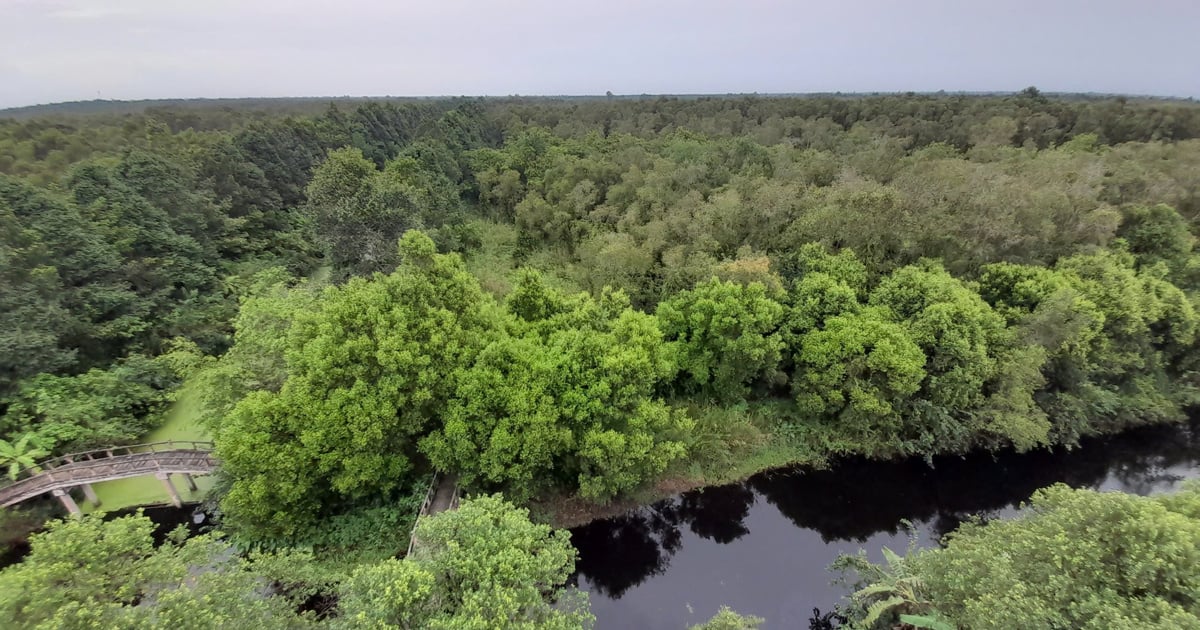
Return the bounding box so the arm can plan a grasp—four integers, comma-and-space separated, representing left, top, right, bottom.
908, 484, 1200, 630
217, 232, 498, 538
868, 262, 1050, 452
898, 614, 956, 630
786, 272, 862, 335
835, 544, 939, 630
792, 307, 926, 455
777, 243, 869, 296
175, 268, 323, 431
0, 514, 314, 629
656, 278, 786, 402
3, 355, 178, 453
338, 495, 592, 630
0, 435, 47, 480
424, 274, 689, 501
690, 606, 765, 630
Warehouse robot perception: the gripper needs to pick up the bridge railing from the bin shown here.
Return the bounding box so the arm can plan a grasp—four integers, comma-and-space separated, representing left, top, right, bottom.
0, 441, 215, 491
406, 473, 440, 557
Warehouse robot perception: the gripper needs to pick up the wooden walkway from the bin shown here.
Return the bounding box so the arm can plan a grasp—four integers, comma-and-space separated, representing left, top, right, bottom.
406, 472, 460, 556
0, 441, 216, 513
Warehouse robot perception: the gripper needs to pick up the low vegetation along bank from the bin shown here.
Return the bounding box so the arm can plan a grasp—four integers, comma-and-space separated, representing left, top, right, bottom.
4, 92, 1200, 627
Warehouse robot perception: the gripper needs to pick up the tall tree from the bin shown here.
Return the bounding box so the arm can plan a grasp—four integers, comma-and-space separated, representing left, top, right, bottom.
217, 232, 498, 538
423, 272, 689, 502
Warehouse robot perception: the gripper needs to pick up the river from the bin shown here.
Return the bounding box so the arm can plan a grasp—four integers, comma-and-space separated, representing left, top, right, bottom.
569, 417, 1200, 629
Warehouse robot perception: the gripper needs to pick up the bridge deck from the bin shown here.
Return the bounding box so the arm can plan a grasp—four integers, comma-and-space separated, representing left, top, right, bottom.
427, 473, 459, 516
406, 473, 461, 556
0, 443, 216, 508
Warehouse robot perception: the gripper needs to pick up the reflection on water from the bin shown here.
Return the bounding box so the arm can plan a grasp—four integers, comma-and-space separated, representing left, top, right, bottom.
570, 418, 1200, 629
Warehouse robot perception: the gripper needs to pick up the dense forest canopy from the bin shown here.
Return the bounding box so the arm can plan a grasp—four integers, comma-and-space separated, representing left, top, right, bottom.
4, 91, 1200, 628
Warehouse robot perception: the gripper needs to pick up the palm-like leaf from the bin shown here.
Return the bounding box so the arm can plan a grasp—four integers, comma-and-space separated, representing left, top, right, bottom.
0, 435, 49, 480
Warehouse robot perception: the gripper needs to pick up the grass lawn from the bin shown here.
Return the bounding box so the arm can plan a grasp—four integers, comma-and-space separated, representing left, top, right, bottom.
81, 386, 214, 514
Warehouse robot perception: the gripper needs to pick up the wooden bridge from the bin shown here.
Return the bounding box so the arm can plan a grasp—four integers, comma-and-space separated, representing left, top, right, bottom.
0, 441, 216, 516
1, 439, 461, 546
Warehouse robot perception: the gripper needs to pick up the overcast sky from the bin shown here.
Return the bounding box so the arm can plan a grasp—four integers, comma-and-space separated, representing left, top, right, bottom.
1, 0, 1197, 109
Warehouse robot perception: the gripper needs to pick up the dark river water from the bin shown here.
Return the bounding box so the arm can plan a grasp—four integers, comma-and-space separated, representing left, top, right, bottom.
569, 418, 1200, 629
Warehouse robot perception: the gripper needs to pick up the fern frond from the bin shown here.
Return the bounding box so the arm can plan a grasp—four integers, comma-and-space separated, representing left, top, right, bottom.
852, 583, 898, 600
882, 547, 904, 569
861, 595, 904, 626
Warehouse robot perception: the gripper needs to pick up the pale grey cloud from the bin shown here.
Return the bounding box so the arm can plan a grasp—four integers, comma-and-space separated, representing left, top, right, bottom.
0, 0, 1197, 108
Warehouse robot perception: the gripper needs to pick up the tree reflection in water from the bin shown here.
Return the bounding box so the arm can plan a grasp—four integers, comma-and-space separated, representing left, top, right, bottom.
571, 484, 754, 598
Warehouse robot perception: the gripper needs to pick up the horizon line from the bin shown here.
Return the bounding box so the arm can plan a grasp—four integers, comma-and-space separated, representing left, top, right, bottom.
4, 89, 1199, 114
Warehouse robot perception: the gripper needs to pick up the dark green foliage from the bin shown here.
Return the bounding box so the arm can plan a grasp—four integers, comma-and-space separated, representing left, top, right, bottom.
979, 251, 1199, 443
281, 488, 425, 565
305, 147, 463, 276
1119, 203, 1200, 289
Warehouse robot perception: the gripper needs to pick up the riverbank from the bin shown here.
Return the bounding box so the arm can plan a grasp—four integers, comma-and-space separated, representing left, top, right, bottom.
539, 410, 1200, 529
569, 415, 1200, 629
540, 407, 836, 528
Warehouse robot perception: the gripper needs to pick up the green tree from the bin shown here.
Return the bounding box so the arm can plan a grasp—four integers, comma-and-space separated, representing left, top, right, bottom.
217, 232, 498, 538
3, 355, 177, 453
338, 495, 592, 630
868, 262, 1050, 452
979, 251, 1199, 442
306, 148, 462, 276
173, 268, 322, 431
0, 204, 73, 396
1117, 203, 1200, 289
792, 307, 927, 455
0, 514, 315, 629
690, 607, 765, 630
908, 484, 1200, 629
785, 271, 863, 338
656, 278, 786, 402
423, 275, 689, 502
